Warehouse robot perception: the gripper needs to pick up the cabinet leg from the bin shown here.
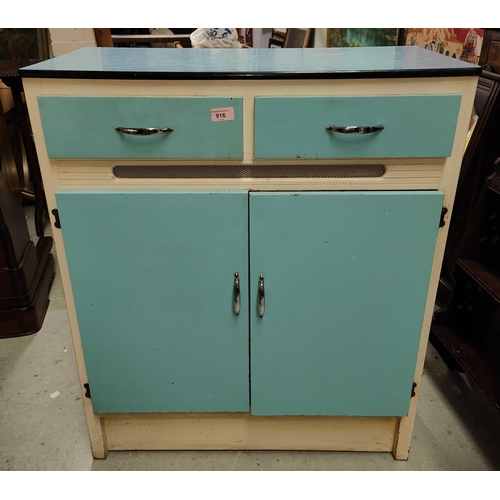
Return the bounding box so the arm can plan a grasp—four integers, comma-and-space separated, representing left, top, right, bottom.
91, 443, 108, 459
392, 400, 419, 460
85, 407, 108, 459
392, 436, 410, 460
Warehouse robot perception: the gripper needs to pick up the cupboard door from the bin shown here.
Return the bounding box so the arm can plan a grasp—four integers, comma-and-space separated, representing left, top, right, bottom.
249, 191, 443, 416
56, 190, 249, 413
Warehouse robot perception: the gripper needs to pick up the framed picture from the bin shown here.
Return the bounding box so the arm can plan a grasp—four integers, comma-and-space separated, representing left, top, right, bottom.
327, 29, 399, 48
0, 28, 50, 60
403, 28, 484, 64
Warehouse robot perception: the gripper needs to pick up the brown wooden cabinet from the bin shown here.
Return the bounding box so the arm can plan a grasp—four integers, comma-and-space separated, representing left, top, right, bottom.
0, 166, 54, 338
480, 29, 500, 74
439, 71, 500, 291
431, 71, 500, 411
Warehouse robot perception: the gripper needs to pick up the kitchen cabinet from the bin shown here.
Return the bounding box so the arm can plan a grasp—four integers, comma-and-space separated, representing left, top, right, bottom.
20, 47, 480, 459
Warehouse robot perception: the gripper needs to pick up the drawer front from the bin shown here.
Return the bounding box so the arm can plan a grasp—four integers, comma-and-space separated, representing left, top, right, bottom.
38, 96, 243, 159
254, 95, 461, 159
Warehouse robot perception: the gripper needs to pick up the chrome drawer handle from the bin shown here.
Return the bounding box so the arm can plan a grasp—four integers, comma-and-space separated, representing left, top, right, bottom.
326, 125, 384, 134
234, 272, 240, 315
115, 127, 174, 135
258, 275, 265, 318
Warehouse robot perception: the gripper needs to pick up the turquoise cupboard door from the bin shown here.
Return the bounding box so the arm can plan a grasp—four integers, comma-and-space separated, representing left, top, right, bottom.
56, 190, 249, 413
249, 191, 443, 416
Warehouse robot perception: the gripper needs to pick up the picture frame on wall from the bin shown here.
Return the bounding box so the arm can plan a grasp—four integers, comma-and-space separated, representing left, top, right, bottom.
403, 28, 485, 64
327, 29, 400, 48
0, 28, 50, 60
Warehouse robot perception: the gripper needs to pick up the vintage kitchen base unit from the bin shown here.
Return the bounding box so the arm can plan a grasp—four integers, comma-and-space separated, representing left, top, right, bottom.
20, 47, 480, 460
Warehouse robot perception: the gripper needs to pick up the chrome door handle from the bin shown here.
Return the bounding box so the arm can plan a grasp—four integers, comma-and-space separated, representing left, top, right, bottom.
115, 127, 174, 135
233, 272, 240, 315
258, 275, 265, 318
326, 125, 384, 134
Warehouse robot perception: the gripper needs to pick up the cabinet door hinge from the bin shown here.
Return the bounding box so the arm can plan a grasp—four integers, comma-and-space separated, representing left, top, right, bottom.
411, 382, 417, 398
52, 209, 61, 229
84, 383, 91, 399
439, 207, 448, 228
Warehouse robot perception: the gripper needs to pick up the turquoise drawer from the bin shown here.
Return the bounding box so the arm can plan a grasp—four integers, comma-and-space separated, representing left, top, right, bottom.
38, 96, 243, 159
254, 95, 461, 159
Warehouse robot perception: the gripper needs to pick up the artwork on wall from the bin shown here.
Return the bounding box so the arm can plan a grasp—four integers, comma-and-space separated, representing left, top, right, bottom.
404, 28, 485, 64
0, 28, 50, 60
327, 29, 399, 48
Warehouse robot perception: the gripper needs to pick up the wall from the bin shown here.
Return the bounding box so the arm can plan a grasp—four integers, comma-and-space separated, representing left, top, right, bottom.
313, 29, 327, 48
48, 28, 97, 57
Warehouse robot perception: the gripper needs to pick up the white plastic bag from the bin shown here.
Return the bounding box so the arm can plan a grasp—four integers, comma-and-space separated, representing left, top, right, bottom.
190, 28, 242, 48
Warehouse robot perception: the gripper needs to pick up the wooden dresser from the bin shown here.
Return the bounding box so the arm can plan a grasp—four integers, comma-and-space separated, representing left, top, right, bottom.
20, 47, 479, 459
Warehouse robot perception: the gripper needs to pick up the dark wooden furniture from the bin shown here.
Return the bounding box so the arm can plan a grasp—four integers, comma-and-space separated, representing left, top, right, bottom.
110, 34, 192, 46
431, 71, 500, 411
268, 30, 285, 48
439, 71, 500, 295
432, 167, 500, 411
0, 59, 47, 237
0, 95, 21, 202
94, 29, 193, 48
480, 29, 500, 73
0, 165, 54, 339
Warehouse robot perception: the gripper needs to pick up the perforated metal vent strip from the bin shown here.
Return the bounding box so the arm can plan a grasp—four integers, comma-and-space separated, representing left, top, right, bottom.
113, 164, 386, 179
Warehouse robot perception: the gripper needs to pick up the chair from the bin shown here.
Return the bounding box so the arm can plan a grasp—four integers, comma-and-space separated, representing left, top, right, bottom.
283, 29, 312, 48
